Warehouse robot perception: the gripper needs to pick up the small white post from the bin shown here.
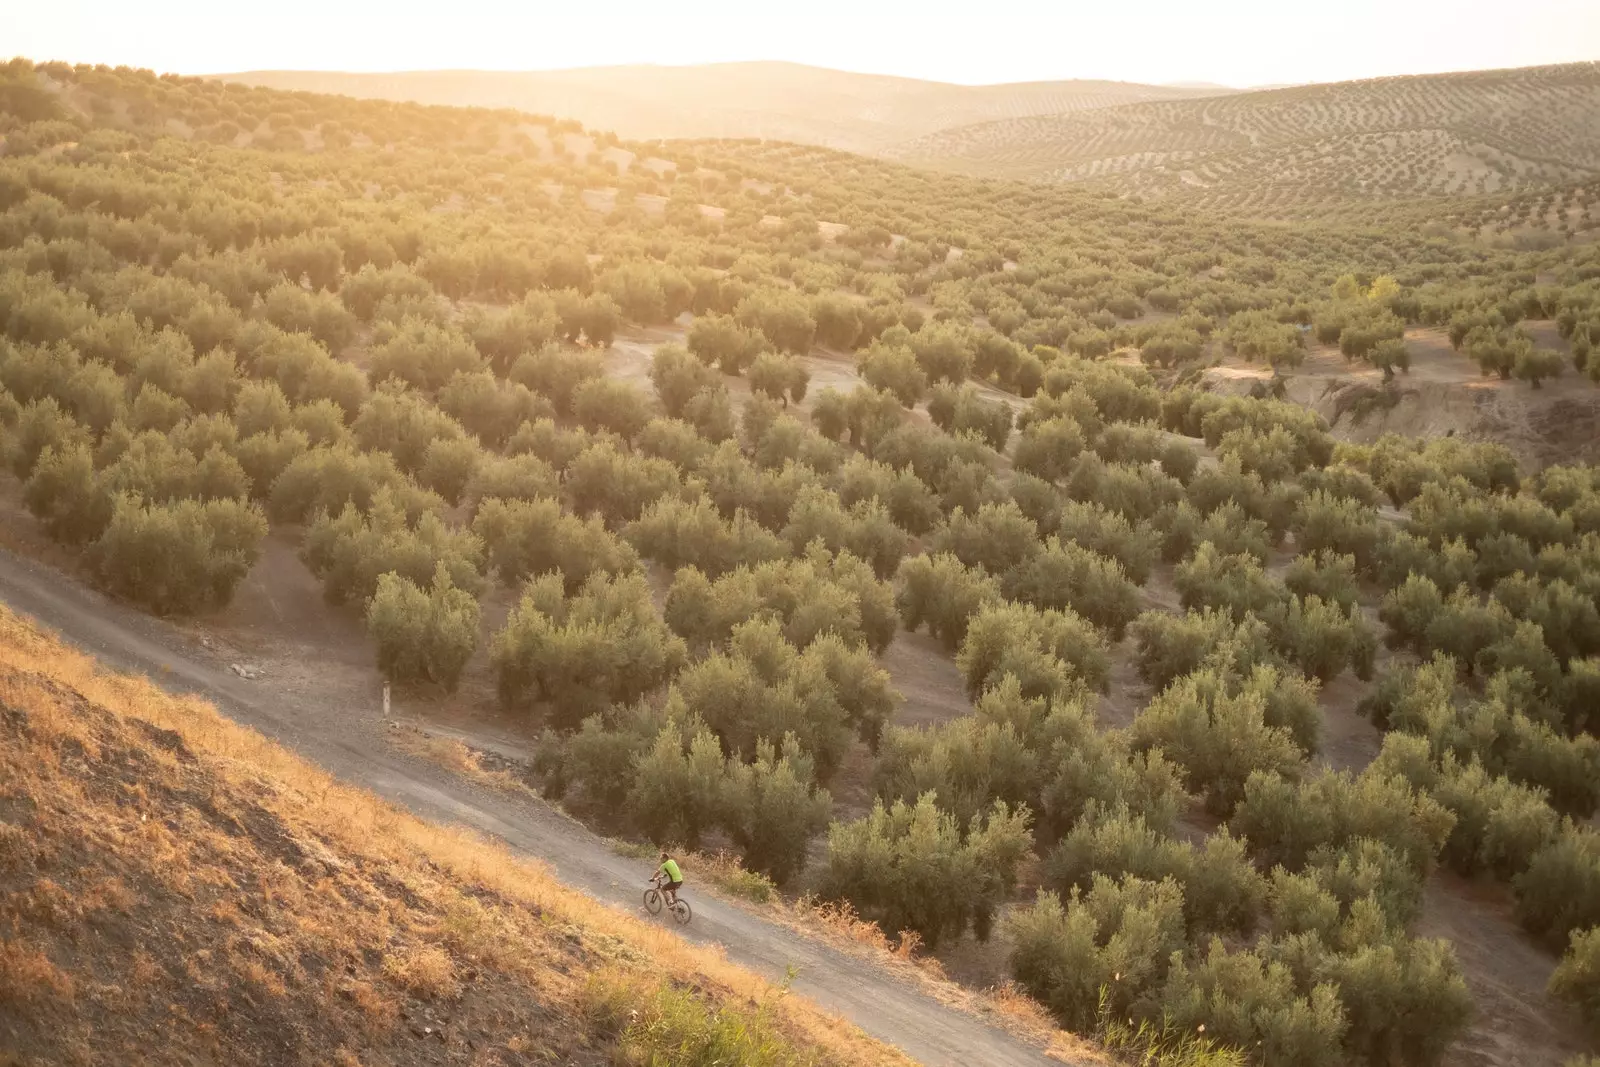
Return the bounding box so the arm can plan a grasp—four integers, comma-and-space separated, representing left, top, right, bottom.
382, 682, 391, 720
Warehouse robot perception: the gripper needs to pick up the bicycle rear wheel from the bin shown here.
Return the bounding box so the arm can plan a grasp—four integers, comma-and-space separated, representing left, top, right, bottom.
643, 888, 663, 915
670, 898, 692, 925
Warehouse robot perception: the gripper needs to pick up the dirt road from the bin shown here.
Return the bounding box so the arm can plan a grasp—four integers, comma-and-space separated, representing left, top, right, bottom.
0, 546, 1066, 1067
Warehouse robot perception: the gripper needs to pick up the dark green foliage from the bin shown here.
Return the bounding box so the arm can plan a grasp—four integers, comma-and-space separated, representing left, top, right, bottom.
958, 600, 1110, 698
23, 443, 112, 543
365, 565, 481, 691
474, 495, 638, 591
88, 494, 267, 615
1231, 767, 1455, 876
930, 500, 1039, 576
1549, 926, 1600, 1030
1130, 669, 1305, 816
926, 383, 1011, 451
303, 490, 483, 605
1128, 608, 1274, 692
508, 346, 604, 415
1002, 537, 1141, 640
821, 793, 1031, 947
571, 378, 654, 441
663, 618, 878, 775
438, 370, 552, 448
491, 571, 686, 730
1516, 828, 1600, 947
564, 442, 680, 525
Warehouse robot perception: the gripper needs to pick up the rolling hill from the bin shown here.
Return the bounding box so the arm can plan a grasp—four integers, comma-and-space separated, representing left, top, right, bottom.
890, 62, 1600, 215
217, 61, 1231, 154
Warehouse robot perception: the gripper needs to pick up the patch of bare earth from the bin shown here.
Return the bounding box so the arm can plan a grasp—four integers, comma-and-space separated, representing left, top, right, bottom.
1207, 323, 1600, 469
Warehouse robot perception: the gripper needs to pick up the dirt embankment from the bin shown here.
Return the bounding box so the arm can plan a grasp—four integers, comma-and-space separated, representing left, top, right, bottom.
1205, 325, 1600, 469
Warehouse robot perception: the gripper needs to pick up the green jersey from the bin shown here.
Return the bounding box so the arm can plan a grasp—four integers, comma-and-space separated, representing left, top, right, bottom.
659, 858, 683, 883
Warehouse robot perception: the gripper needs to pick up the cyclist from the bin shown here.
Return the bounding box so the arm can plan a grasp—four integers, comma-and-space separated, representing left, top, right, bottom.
656, 851, 684, 905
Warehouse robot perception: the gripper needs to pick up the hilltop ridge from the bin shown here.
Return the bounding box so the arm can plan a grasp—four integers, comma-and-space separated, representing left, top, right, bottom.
218, 61, 1230, 153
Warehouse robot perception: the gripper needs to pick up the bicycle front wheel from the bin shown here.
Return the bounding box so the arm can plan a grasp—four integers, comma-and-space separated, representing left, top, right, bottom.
644, 888, 663, 915
671, 898, 692, 925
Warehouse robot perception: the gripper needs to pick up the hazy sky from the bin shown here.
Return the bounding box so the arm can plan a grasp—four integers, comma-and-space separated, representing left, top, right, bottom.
5, 0, 1598, 87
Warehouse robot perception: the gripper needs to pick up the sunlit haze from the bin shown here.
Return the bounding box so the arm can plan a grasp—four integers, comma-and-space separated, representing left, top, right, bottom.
5, 0, 1599, 86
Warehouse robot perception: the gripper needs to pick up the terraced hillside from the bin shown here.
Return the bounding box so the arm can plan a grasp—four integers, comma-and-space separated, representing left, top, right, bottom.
221, 62, 1229, 154
892, 63, 1600, 218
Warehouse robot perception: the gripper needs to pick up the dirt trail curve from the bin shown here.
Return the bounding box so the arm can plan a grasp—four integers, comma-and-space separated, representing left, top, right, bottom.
0, 546, 1066, 1067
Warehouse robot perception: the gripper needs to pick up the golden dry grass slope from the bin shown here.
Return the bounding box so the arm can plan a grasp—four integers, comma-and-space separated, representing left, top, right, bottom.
219, 62, 1229, 155
0, 605, 909, 1067
891, 62, 1600, 214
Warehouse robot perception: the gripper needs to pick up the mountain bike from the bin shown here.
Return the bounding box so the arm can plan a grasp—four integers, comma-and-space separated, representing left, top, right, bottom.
644, 874, 692, 925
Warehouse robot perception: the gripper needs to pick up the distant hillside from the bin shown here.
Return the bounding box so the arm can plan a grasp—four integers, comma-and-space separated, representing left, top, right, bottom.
890, 62, 1600, 215
218, 62, 1231, 154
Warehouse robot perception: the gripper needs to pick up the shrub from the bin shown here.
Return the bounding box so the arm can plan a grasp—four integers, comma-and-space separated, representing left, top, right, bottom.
927, 384, 1012, 451
1159, 941, 1346, 1067
23, 443, 112, 544
1012, 416, 1086, 484
437, 370, 551, 448
268, 444, 429, 523
89, 494, 267, 615
1271, 594, 1377, 683
474, 495, 637, 591
1324, 934, 1472, 1067
835, 454, 941, 535
491, 571, 687, 730
1549, 926, 1600, 1030
508, 346, 604, 415
931, 500, 1040, 575
466, 452, 560, 508
1515, 828, 1600, 946
661, 614, 892, 768
720, 737, 834, 886
1231, 767, 1455, 876
857, 339, 927, 406
1174, 542, 1286, 620
688, 313, 764, 374
418, 436, 482, 505
7, 397, 91, 478
304, 491, 484, 604
649, 343, 721, 417
1284, 550, 1361, 611
1002, 538, 1141, 640
631, 496, 786, 578
736, 290, 816, 355
1131, 669, 1304, 816
571, 378, 653, 441
626, 727, 726, 851
565, 442, 681, 525
368, 317, 484, 393
959, 600, 1110, 698
1007, 877, 1187, 1032
1294, 491, 1381, 573
365, 565, 481, 691
1055, 499, 1158, 585
1128, 608, 1273, 692
821, 793, 1031, 947
352, 384, 466, 473
748, 351, 809, 406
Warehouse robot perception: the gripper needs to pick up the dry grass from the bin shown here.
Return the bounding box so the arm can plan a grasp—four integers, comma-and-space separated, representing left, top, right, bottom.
385, 722, 526, 795
0, 606, 911, 1067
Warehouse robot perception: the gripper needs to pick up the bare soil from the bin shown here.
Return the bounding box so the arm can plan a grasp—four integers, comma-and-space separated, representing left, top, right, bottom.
1208, 323, 1600, 470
